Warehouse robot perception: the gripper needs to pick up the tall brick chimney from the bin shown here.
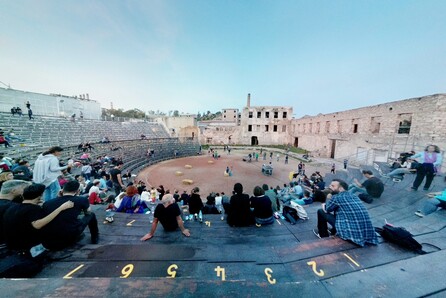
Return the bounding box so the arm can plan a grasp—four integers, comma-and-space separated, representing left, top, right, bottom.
247, 93, 251, 107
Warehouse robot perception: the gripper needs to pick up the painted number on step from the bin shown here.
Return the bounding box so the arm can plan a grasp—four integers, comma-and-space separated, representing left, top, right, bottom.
264, 268, 276, 284
167, 264, 178, 278
307, 261, 324, 277
215, 266, 226, 281
120, 264, 134, 278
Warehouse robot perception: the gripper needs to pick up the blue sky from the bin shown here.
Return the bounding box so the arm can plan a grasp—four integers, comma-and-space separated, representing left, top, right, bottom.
1, 0, 445, 117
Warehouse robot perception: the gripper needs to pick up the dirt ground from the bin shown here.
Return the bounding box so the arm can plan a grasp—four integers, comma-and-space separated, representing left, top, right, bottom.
137, 150, 332, 197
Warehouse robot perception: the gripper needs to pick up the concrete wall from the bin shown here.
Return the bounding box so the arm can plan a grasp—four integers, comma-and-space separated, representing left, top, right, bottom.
0, 87, 102, 119
156, 115, 198, 139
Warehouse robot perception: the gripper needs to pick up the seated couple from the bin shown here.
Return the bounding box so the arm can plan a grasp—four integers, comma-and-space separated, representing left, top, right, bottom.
226, 183, 274, 227
115, 185, 149, 214
3, 180, 99, 255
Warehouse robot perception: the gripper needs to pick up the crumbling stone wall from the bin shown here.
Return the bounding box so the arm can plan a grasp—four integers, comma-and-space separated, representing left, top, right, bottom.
291, 94, 446, 169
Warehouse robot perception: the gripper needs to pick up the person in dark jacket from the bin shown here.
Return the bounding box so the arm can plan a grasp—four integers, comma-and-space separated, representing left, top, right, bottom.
250, 186, 274, 225
188, 187, 203, 215
227, 183, 254, 227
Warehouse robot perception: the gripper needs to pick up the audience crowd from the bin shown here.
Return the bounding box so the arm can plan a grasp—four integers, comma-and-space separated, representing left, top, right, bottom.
0, 141, 444, 278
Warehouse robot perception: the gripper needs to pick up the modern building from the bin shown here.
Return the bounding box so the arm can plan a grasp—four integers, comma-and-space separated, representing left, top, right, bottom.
0, 87, 102, 119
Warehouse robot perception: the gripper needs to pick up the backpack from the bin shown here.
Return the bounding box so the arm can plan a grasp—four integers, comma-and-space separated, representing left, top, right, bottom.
289, 201, 309, 220
283, 206, 298, 224
375, 223, 426, 254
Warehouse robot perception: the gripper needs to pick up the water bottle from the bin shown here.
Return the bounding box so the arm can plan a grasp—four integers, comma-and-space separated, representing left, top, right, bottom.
218, 205, 224, 221
150, 206, 155, 223
198, 210, 203, 223
182, 206, 189, 221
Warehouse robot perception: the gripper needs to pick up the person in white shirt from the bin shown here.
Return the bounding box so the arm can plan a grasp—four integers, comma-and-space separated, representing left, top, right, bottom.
33, 146, 70, 201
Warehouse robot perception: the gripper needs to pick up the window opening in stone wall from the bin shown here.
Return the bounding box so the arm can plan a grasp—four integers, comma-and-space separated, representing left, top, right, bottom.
325, 121, 330, 133
274, 111, 278, 118
265, 112, 269, 118
316, 122, 320, 134
283, 112, 287, 118
353, 124, 358, 133
257, 111, 261, 118
273, 125, 278, 132
370, 117, 381, 134
337, 120, 341, 133
248, 111, 253, 118
248, 125, 252, 132
265, 125, 269, 132
309, 123, 313, 133
397, 113, 412, 134
282, 125, 286, 132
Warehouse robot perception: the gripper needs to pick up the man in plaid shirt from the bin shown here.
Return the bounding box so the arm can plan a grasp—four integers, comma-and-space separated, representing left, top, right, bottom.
314, 179, 378, 246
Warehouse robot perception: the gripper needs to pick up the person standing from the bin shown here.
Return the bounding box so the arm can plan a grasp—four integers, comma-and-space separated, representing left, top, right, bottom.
109, 161, 125, 195
298, 162, 303, 175
33, 146, 71, 201
343, 159, 348, 170
331, 163, 336, 174
28, 108, 34, 120
411, 145, 443, 191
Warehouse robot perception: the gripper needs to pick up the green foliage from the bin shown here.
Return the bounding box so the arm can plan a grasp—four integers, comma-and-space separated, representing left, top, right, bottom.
197, 110, 222, 121
103, 108, 146, 119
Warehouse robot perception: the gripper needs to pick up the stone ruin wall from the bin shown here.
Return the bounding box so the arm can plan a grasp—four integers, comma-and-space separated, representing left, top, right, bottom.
291, 94, 446, 168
